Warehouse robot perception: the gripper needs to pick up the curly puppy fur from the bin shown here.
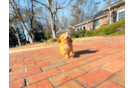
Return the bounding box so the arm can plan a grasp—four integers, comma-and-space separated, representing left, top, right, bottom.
58, 34, 73, 58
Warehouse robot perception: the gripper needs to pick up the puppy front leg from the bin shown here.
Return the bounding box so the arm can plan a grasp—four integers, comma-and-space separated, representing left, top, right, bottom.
65, 53, 69, 58
70, 48, 74, 55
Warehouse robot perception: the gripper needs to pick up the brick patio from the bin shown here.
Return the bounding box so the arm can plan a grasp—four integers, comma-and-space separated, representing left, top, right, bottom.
9, 35, 125, 88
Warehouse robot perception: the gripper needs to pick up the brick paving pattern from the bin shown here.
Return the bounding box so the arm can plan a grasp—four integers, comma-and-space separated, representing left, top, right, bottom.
9, 35, 125, 88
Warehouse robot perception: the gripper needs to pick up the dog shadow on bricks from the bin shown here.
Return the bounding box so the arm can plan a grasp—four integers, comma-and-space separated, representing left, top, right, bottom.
72, 49, 99, 58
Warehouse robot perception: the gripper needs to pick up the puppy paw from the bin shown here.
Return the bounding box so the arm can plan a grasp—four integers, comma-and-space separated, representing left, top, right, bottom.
65, 55, 69, 58
70, 52, 74, 55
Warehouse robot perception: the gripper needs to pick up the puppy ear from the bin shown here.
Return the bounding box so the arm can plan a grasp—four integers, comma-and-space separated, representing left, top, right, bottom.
58, 37, 61, 43
68, 35, 72, 42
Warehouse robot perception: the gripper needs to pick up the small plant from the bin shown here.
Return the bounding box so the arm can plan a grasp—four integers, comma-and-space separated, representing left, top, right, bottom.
26, 43, 30, 45
57, 35, 60, 38
47, 37, 57, 43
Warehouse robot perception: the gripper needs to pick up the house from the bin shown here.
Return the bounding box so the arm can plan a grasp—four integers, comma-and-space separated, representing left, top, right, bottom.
56, 28, 68, 36
56, 0, 125, 35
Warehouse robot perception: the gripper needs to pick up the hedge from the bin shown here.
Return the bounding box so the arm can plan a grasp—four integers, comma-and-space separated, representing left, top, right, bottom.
69, 19, 125, 38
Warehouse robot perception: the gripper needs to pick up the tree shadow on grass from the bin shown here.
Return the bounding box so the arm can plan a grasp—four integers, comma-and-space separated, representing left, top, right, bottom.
72, 49, 99, 58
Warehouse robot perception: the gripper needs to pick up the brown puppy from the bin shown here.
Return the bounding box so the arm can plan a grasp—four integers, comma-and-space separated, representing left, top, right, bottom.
58, 34, 73, 58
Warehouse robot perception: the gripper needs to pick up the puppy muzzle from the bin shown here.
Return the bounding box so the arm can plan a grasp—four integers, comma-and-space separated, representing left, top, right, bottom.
65, 38, 67, 42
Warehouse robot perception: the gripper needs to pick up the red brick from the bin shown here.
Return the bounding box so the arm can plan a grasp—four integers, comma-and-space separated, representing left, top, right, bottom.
16, 59, 24, 62
59, 61, 84, 71
49, 58, 68, 64
101, 57, 125, 72
81, 56, 100, 62
42, 62, 67, 71
9, 79, 25, 88
110, 69, 125, 87
65, 57, 84, 63
27, 68, 61, 85
9, 69, 24, 76
11, 63, 36, 71
16, 59, 34, 65
9, 63, 14, 67
25, 61, 36, 65
36, 58, 55, 65
76, 68, 115, 88
107, 48, 122, 53
50, 68, 86, 86
57, 55, 65, 59
27, 62, 49, 71
24, 79, 54, 88
97, 52, 112, 57
15, 61, 25, 65
34, 58, 44, 62
9, 63, 25, 69
58, 80, 84, 88
97, 55, 120, 63
113, 50, 125, 56
98, 81, 123, 88
9, 68, 42, 82
79, 60, 106, 72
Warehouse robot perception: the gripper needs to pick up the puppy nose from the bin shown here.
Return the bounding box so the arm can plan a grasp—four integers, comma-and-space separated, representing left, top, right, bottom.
65, 38, 67, 40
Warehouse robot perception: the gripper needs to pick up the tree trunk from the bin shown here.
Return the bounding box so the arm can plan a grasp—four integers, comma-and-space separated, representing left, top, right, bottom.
50, 21, 57, 39
20, 22, 33, 44
31, 33, 35, 42
22, 27, 27, 44
12, 23, 21, 46
15, 32, 21, 46
30, 27, 35, 42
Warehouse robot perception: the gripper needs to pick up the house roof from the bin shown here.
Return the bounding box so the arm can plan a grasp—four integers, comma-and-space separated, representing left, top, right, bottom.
74, 10, 107, 27
102, 0, 125, 10
56, 28, 68, 34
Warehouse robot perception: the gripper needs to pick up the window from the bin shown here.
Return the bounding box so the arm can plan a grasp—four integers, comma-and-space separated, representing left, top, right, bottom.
83, 26, 85, 30
118, 11, 125, 20
117, 8, 125, 21
93, 20, 99, 29
68, 28, 74, 34
112, 11, 117, 22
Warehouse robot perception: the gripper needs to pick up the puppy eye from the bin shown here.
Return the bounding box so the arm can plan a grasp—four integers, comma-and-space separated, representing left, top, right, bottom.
62, 37, 64, 39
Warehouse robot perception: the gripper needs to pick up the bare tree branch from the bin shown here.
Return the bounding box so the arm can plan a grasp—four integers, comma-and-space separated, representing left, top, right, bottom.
32, 0, 48, 8
57, 0, 72, 9
25, 10, 51, 22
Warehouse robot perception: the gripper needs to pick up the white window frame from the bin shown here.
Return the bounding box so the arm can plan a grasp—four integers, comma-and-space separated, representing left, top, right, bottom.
93, 20, 99, 28
117, 8, 125, 21
77, 25, 85, 31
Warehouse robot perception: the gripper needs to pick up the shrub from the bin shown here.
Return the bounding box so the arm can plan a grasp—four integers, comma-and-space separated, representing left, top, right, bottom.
77, 30, 86, 37
69, 31, 78, 38
96, 19, 125, 35
99, 24, 109, 28
71, 19, 125, 38
111, 31, 123, 36
47, 37, 57, 43
85, 29, 96, 36
120, 24, 125, 34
